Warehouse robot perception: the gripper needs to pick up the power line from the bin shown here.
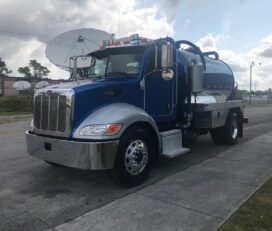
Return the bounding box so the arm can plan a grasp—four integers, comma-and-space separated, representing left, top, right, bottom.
0, 29, 100, 46
0, 29, 53, 39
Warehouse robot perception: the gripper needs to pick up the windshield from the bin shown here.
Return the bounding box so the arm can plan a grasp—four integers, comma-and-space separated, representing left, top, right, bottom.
77, 46, 145, 79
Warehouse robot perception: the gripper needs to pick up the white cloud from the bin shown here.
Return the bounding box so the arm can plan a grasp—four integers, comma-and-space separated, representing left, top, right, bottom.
253, 34, 272, 58
196, 33, 272, 90
183, 19, 190, 28
196, 33, 229, 50
0, 0, 174, 79
1, 0, 271, 91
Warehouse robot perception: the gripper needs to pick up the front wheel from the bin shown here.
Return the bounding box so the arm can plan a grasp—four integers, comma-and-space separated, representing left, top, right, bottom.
110, 126, 155, 187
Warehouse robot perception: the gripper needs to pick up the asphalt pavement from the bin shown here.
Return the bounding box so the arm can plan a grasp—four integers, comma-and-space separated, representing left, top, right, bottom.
0, 106, 272, 231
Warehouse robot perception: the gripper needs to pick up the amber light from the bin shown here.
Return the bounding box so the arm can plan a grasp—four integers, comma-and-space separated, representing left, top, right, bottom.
106, 124, 122, 135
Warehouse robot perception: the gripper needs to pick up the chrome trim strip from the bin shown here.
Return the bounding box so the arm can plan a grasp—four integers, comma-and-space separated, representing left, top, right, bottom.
176, 51, 178, 107
56, 95, 59, 131
155, 45, 158, 68
47, 96, 50, 130
40, 95, 42, 129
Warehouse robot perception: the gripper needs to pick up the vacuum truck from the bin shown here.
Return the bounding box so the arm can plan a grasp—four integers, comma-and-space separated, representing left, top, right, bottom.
26, 35, 248, 187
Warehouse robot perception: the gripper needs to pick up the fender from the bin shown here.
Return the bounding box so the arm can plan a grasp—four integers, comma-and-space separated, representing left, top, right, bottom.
72, 103, 161, 147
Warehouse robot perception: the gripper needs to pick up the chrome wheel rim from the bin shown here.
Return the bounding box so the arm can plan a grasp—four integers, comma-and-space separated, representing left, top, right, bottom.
231, 118, 238, 139
125, 139, 148, 176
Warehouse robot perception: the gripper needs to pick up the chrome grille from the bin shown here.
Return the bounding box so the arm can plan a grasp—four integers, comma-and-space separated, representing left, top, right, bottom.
34, 94, 67, 132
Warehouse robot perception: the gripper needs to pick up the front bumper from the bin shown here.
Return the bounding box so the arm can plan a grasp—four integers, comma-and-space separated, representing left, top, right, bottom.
26, 131, 119, 170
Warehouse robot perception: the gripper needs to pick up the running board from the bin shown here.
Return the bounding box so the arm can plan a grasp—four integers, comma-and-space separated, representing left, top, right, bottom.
160, 129, 190, 158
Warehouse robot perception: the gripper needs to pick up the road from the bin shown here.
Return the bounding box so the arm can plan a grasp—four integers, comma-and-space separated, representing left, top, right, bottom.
0, 106, 272, 230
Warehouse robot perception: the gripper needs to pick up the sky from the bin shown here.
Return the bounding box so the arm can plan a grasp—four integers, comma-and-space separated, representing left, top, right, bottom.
0, 0, 271, 90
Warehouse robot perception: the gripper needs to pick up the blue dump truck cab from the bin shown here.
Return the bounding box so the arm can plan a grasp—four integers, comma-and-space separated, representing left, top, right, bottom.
26, 35, 247, 187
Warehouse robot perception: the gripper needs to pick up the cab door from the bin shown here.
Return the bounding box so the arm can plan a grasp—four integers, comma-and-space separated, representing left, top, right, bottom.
144, 45, 175, 121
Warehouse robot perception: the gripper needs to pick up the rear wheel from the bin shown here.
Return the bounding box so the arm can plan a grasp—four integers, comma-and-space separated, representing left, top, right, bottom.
210, 111, 240, 145
224, 112, 240, 145
210, 127, 223, 144
110, 126, 155, 187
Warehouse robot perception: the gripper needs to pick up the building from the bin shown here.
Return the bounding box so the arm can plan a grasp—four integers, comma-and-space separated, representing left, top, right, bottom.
0, 75, 64, 96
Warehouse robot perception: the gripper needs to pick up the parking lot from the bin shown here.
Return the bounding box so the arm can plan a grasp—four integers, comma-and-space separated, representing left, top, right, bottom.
1, 106, 272, 230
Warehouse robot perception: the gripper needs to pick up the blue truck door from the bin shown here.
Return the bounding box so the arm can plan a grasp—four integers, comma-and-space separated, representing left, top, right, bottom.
144, 72, 173, 119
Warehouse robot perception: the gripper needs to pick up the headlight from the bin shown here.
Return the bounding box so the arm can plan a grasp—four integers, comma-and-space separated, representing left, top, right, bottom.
79, 124, 122, 136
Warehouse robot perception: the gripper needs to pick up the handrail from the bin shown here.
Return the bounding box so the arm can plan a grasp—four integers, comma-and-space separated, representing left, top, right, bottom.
175, 40, 206, 71
203, 51, 219, 60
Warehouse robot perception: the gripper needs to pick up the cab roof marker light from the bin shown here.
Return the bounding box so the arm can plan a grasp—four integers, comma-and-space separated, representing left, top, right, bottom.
99, 35, 152, 49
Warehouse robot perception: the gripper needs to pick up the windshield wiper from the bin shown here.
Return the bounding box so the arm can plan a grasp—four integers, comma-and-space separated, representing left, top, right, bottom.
86, 74, 104, 80
106, 72, 129, 76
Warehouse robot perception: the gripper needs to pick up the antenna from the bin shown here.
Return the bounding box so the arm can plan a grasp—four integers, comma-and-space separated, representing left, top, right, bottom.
45, 28, 112, 71
118, 9, 121, 37
13, 81, 31, 91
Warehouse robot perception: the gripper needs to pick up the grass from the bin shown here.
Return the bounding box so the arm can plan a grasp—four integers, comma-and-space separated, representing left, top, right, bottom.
219, 177, 272, 231
243, 100, 272, 107
0, 111, 32, 115
246, 104, 272, 108
0, 96, 33, 113
0, 117, 31, 125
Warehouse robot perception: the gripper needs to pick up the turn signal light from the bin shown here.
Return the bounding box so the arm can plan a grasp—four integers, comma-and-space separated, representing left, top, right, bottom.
106, 124, 122, 135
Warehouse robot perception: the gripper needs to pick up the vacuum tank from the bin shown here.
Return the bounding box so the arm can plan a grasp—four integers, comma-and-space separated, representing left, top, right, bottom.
203, 54, 235, 99
176, 40, 235, 101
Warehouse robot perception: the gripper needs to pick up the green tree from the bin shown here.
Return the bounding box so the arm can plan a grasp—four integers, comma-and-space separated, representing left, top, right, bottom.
0, 58, 12, 75
18, 59, 50, 79
18, 66, 32, 78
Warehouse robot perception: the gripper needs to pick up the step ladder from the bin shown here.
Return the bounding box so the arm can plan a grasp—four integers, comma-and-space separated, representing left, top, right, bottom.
160, 129, 190, 158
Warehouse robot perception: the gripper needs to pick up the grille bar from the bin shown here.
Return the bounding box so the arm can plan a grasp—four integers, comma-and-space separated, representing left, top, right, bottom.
34, 94, 67, 133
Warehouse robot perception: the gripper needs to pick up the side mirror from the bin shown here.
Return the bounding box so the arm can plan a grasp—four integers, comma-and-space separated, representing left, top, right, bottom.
69, 55, 94, 79
76, 56, 93, 69
161, 43, 173, 68
190, 64, 203, 93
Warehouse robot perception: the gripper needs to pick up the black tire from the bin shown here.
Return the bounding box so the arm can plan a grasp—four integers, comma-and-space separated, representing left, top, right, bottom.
110, 126, 155, 187
210, 112, 240, 145
210, 127, 224, 144
223, 112, 240, 145
44, 161, 64, 167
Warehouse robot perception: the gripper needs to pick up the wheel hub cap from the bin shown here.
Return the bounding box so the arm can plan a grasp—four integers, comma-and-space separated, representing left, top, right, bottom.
231, 119, 238, 139
125, 139, 148, 176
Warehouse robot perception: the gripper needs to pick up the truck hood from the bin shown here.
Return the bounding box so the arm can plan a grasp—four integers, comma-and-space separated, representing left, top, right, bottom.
35, 78, 136, 134
36, 79, 100, 93
36, 77, 135, 94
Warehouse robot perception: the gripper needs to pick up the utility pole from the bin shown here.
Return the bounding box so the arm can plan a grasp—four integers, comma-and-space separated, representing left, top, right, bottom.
249, 62, 253, 105
249, 61, 261, 105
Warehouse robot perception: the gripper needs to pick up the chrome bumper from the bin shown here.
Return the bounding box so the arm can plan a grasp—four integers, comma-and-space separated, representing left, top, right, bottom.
26, 131, 119, 170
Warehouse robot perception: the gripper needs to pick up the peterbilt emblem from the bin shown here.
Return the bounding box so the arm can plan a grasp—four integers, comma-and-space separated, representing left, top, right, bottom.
45, 90, 53, 97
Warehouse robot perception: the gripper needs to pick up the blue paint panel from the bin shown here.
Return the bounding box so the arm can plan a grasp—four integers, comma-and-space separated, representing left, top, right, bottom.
203, 73, 234, 90
72, 78, 135, 132
175, 51, 192, 118
145, 73, 173, 116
